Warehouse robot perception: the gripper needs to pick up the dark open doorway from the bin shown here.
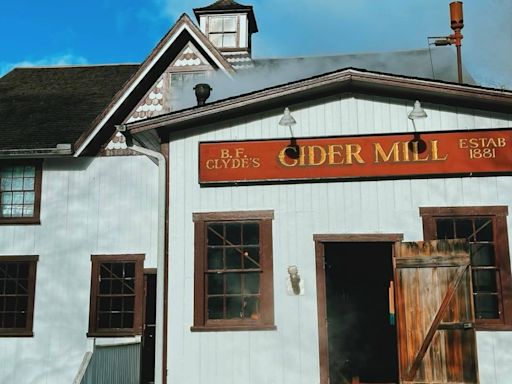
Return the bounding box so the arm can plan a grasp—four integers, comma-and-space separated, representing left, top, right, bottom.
141, 271, 157, 384
324, 242, 398, 384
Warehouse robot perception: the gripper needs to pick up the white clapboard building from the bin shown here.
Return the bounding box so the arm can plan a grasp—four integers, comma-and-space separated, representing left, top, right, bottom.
1, 1, 512, 383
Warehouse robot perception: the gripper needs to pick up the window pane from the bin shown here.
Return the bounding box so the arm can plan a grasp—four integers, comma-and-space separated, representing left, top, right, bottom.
454, 219, 474, 240
1, 192, 12, 204
226, 273, 241, 294
111, 297, 123, 311
11, 206, 23, 217
1, 206, 11, 217
207, 274, 223, 295
244, 297, 260, 320
225, 248, 242, 269
223, 33, 237, 48
243, 247, 260, 268
111, 279, 123, 294
124, 296, 135, 312
244, 273, 260, 294
226, 296, 242, 319
15, 312, 27, 328
207, 224, 224, 246
100, 279, 111, 294
23, 178, 34, 190
123, 313, 134, 328
12, 192, 23, 204
207, 248, 223, 270
207, 297, 224, 319
11, 178, 23, 191
209, 33, 222, 47
99, 313, 110, 328
474, 218, 493, 241
243, 223, 259, 245
474, 294, 499, 319
124, 263, 135, 277
12, 167, 24, 177
209, 17, 223, 32
24, 166, 35, 177
99, 297, 110, 311
0, 178, 12, 191
111, 313, 122, 328
223, 16, 236, 31
436, 219, 454, 239
24, 192, 35, 204
471, 243, 495, 266
0, 167, 13, 177
226, 223, 241, 245
100, 264, 112, 278
472, 270, 498, 293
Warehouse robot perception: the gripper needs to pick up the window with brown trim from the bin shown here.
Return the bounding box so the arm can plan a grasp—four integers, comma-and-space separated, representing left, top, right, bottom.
421, 206, 512, 330
192, 211, 275, 331
0, 256, 38, 336
88, 254, 144, 337
0, 161, 42, 225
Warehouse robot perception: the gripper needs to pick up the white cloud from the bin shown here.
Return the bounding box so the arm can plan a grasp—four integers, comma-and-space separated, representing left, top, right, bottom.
0, 53, 88, 77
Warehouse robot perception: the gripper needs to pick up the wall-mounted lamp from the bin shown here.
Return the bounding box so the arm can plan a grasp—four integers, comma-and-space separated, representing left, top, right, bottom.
408, 100, 428, 153
408, 100, 428, 121
279, 107, 299, 158
287, 265, 303, 295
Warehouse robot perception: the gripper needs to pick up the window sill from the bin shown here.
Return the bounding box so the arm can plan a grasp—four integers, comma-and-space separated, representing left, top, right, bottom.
0, 331, 33, 337
0, 218, 40, 225
87, 331, 141, 338
190, 324, 277, 332
475, 324, 512, 331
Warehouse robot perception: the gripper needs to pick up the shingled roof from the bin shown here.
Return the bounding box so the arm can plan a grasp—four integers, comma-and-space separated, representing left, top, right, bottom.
0, 65, 139, 150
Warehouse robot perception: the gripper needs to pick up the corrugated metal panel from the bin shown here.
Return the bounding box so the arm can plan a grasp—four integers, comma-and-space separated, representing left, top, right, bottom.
167, 95, 512, 384
81, 343, 141, 384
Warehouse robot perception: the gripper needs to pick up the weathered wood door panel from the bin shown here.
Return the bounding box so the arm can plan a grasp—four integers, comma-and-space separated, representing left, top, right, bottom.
395, 240, 478, 384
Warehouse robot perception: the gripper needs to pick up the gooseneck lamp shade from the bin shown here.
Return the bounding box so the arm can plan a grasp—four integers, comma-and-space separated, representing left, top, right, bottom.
408, 100, 428, 120
279, 107, 297, 127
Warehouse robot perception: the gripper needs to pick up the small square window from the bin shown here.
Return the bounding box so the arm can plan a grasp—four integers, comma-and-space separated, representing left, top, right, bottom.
0, 161, 42, 224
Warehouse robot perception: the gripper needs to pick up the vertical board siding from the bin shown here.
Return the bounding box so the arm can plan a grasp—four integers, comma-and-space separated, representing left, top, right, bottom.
81, 343, 141, 384
0, 156, 158, 384
168, 94, 512, 384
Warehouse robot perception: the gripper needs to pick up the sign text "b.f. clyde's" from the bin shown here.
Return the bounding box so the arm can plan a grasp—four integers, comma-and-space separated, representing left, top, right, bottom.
199, 129, 512, 184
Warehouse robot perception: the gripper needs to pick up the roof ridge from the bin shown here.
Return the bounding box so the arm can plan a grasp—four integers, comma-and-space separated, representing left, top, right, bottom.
12, 63, 140, 70
254, 47, 444, 62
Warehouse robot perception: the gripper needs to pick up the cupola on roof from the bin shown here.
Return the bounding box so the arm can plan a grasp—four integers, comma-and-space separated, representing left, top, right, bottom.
194, 0, 258, 34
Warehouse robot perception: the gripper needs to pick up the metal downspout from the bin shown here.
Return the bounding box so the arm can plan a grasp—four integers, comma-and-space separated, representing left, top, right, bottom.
118, 127, 166, 384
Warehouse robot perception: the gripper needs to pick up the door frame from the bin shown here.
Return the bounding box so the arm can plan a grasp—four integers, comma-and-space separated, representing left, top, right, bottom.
314, 233, 404, 384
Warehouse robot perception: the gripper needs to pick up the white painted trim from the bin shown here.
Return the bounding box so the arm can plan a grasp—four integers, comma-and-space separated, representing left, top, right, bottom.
93, 336, 142, 347
74, 22, 232, 157
72, 352, 93, 384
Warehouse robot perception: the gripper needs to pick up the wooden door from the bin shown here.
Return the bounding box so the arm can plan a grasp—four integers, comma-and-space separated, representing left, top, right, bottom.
395, 240, 478, 384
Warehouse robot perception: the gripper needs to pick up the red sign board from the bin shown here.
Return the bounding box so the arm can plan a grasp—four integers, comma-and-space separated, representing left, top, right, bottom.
199, 129, 512, 184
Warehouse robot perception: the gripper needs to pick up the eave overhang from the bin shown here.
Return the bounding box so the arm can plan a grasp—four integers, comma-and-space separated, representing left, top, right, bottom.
126, 68, 512, 136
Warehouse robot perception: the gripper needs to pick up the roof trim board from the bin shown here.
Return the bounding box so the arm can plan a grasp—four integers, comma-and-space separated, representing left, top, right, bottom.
126, 68, 512, 135
73, 14, 235, 157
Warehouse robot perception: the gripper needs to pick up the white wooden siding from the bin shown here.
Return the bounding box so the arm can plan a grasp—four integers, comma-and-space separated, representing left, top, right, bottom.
168, 94, 512, 384
0, 156, 158, 384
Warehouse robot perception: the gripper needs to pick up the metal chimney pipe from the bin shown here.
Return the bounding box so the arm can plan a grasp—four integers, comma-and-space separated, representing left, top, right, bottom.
194, 83, 212, 106
449, 2, 464, 83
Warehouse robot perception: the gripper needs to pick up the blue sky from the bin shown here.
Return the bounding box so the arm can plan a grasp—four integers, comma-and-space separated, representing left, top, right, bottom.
1, 0, 511, 88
